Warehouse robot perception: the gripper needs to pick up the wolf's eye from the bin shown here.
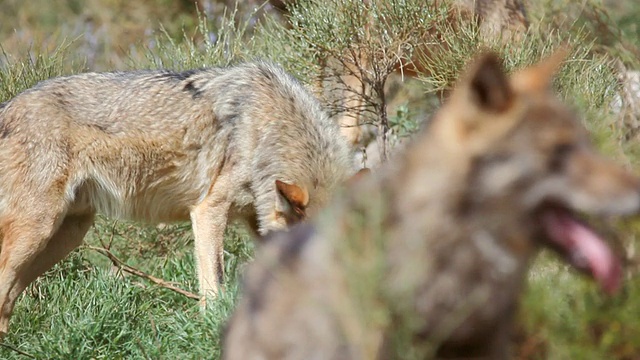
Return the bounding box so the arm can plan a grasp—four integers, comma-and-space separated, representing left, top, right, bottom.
549, 143, 575, 171
554, 143, 575, 158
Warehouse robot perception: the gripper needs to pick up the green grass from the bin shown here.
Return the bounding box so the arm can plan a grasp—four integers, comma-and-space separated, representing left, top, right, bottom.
0, 219, 253, 359
2, 0, 640, 358
521, 252, 640, 359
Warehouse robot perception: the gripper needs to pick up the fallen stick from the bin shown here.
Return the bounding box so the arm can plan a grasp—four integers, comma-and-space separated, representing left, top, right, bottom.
85, 245, 200, 301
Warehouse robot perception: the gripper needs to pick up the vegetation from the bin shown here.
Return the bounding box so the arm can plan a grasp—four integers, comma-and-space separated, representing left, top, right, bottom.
1, 0, 640, 358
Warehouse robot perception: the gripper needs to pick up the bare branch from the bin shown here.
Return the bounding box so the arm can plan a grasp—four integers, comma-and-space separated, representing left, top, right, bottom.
85, 245, 200, 301
0, 342, 36, 359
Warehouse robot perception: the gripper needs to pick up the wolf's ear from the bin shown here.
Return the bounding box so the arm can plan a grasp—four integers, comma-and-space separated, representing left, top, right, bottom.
466, 52, 513, 113
443, 52, 519, 152
275, 180, 309, 217
511, 48, 568, 93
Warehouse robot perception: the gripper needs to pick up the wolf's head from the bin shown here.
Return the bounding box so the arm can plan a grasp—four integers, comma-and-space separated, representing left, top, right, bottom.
267, 167, 370, 234
434, 50, 640, 293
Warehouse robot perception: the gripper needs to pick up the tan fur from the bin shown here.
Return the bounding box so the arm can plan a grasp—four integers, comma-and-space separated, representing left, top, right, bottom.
223, 51, 640, 359
0, 61, 354, 336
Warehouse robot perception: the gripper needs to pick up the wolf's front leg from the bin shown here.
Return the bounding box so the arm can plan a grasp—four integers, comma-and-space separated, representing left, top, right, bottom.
190, 193, 231, 307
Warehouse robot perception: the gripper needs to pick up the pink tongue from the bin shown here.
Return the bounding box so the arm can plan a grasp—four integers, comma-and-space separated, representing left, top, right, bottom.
541, 209, 621, 294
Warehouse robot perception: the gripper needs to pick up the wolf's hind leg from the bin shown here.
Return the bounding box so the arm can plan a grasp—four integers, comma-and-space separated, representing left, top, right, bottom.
0, 211, 93, 337
19, 212, 95, 291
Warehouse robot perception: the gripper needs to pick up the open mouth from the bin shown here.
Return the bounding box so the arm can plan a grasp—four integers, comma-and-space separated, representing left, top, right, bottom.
538, 205, 622, 295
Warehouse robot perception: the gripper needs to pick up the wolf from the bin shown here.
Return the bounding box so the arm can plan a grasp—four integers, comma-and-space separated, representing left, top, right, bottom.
223, 51, 640, 359
0, 61, 354, 337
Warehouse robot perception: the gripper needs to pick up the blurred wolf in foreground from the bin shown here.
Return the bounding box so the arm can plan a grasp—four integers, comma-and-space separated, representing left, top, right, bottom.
0, 61, 353, 336
223, 52, 640, 359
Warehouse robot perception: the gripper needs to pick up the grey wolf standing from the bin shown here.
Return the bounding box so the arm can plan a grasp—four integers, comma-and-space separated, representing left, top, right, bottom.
223, 51, 640, 359
0, 61, 353, 336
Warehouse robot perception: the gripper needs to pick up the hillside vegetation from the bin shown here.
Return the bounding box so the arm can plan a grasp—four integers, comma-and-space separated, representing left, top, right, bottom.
1, 0, 640, 358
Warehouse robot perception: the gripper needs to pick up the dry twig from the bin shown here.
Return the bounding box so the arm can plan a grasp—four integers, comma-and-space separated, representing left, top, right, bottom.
85, 245, 200, 301
0, 342, 36, 359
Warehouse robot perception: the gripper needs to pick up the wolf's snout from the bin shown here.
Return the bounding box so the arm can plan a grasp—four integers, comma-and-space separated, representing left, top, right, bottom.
632, 184, 640, 213
610, 180, 640, 216
602, 185, 640, 216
